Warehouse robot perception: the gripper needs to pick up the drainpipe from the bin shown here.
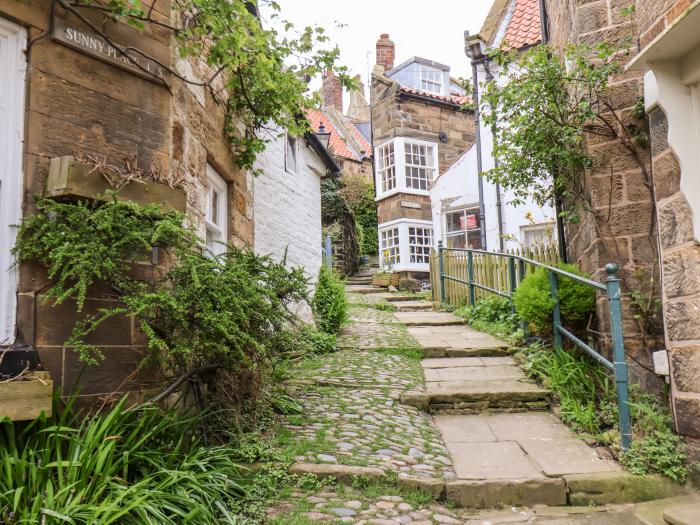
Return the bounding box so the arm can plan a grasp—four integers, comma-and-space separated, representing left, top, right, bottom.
482, 59, 505, 252
465, 32, 488, 251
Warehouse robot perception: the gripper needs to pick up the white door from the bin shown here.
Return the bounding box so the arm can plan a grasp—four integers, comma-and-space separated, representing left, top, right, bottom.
0, 18, 27, 345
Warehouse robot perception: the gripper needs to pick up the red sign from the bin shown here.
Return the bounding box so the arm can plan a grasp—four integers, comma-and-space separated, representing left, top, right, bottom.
460, 214, 477, 231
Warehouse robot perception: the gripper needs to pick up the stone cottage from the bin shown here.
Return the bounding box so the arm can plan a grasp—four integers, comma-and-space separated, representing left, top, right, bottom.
0, 0, 335, 404
370, 34, 476, 285
433, 0, 556, 254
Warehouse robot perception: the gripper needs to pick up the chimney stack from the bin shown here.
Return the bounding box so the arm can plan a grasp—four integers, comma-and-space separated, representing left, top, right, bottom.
376, 33, 395, 70
322, 70, 343, 112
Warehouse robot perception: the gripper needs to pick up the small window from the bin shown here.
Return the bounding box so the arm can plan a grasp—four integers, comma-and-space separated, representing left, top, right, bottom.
205, 165, 228, 255
520, 222, 554, 248
377, 142, 396, 193
420, 67, 443, 94
408, 226, 433, 264
446, 208, 482, 249
404, 141, 435, 190
380, 227, 400, 268
285, 132, 298, 173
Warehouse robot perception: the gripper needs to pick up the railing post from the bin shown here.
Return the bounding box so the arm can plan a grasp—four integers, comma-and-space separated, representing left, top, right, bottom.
438, 241, 446, 304
518, 259, 528, 335
606, 263, 632, 451
508, 256, 517, 312
467, 250, 475, 306
548, 270, 563, 349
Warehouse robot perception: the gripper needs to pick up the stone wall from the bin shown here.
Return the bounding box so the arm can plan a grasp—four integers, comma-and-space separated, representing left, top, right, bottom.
635, 0, 700, 454
2, 0, 253, 402
542, 0, 664, 390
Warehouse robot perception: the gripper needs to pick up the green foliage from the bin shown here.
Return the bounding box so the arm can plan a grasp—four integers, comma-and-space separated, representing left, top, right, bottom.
0, 397, 246, 524
321, 178, 351, 224
78, 0, 354, 171
301, 326, 338, 355
515, 343, 690, 481
455, 296, 520, 338
312, 266, 348, 334
341, 176, 378, 255
482, 43, 630, 218
512, 263, 595, 337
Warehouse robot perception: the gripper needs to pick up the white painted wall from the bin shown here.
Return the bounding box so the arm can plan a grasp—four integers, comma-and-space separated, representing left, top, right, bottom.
253, 130, 325, 320
0, 18, 27, 345
428, 60, 556, 252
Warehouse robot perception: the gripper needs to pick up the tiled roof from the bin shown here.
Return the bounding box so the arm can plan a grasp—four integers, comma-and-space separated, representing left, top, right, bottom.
346, 119, 372, 157
501, 0, 541, 50
306, 108, 369, 161
399, 86, 469, 106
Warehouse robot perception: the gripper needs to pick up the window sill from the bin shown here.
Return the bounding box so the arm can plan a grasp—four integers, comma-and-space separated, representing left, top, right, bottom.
375, 188, 430, 202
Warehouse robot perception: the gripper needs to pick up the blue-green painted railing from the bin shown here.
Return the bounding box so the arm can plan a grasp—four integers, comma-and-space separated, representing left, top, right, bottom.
437, 242, 632, 450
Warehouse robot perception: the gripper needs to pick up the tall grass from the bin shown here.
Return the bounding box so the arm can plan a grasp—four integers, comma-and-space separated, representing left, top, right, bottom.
0, 398, 246, 524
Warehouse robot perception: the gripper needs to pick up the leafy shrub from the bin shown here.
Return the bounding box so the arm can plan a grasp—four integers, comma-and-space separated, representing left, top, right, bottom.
312, 266, 348, 334
15, 198, 309, 423
341, 176, 378, 255
621, 431, 689, 482
301, 325, 337, 354
512, 263, 596, 337
454, 296, 520, 340
0, 397, 246, 524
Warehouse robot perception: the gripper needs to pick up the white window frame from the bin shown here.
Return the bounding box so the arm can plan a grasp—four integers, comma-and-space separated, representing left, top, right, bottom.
285, 132, 298, 174
378, 219, 434, 271
205, 165, 228, 256
374, 137, 438, 200
376, 141, 396, 193
420, 67, 443, 95
379, 227, 400, 268
444, 206, 482, 250
0, 19, 27, 346
520, 222, 555, 249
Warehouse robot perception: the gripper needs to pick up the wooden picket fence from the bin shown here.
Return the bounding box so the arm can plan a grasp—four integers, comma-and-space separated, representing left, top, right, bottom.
429, 244, 559, 306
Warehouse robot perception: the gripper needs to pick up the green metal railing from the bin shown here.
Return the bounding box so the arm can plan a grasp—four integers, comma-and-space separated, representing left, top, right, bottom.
437, 241, 632, 450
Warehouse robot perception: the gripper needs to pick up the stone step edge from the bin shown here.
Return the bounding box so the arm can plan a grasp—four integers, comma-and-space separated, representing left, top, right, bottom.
288, 463, 687, 509
421, 347, 513, 358
399, 390, 551, 412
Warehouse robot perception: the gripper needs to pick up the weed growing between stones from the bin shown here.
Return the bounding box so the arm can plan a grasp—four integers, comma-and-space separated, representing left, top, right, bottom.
454, 296, 523, 344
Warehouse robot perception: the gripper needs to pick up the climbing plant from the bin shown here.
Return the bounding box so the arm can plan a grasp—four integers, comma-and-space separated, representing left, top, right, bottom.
481, 43, 648, 220
55, 0, 354, 171
341, 176, 378, 256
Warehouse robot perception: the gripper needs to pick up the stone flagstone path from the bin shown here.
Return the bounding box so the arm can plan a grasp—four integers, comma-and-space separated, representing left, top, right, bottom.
266, 280, 688, 524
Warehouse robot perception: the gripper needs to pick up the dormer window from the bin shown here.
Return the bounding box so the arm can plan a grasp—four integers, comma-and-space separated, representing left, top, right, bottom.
420, 67, 443, 94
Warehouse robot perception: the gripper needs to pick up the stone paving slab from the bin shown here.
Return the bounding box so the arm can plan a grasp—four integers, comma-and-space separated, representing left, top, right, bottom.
426, 379, 549, 400
447, 441, 545, 480
435, 413, 620, 481
396, 311, 465, 326
664, 503, 700, 525
408, 325, 509, 352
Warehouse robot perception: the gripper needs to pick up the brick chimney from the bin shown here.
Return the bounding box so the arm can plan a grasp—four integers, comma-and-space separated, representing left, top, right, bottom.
376, 33, 395, 70
322, 70, 343, 112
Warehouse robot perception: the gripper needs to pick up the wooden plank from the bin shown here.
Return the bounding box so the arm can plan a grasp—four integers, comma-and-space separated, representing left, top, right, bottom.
0, 372, 53, 421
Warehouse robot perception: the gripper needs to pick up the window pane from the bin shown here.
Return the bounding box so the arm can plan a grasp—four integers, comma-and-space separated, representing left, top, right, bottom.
380, 227, 400, 267
404, 142, 435, 190
408, 226, 433, 264
378, 142, 396, 193
210, 189, 219, 226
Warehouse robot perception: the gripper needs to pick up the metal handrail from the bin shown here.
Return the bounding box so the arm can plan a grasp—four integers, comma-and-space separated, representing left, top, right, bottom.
436, 241, 632, 450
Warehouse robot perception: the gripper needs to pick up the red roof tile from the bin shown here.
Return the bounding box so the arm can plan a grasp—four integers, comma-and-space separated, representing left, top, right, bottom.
502, 0, 541, 50
399, 86, 469, 106
306, 108, 360, 161
346, 120, 372, 157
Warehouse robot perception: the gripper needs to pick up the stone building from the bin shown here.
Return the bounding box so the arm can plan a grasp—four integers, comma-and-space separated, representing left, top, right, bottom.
0, 0, 335, 404
540, 0, 665, 392
626, 0, 700, 456
370, 34, 476, 283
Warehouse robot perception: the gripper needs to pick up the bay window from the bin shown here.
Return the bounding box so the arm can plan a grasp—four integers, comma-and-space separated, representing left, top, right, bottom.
374, 137, 438, 199
378, 220, 434, 271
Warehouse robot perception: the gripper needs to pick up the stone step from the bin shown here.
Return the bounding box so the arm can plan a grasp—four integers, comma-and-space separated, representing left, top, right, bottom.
347, 280, 372, 286
383, 294, 421, 302
426, 379, 551, 414
407, 325, 511, 357
437, 413, 623, 508
394, 311, 464, 326
394, 300, 434, 312
346, 285, 385, 294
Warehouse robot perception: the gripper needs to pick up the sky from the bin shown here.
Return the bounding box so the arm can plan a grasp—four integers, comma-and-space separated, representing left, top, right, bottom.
263, 1, 494, 103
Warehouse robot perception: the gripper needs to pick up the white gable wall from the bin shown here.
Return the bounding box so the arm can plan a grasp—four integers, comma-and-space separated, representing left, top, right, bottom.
253, 130, 324, 320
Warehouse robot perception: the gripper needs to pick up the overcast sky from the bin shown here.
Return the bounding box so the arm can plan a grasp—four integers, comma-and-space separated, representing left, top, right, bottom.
264, 1, 494, 102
